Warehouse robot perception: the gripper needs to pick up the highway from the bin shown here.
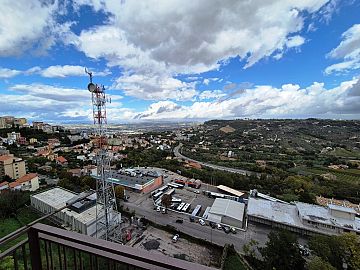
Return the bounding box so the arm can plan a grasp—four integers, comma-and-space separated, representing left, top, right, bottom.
174, 143, 256, 176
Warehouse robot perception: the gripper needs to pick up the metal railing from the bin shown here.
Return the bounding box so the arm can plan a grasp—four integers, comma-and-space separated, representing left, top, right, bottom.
0, 188, 214, 269
1, 223, 214, 270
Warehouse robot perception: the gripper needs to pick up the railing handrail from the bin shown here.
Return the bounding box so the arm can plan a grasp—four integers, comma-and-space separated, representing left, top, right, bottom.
0, 190, 95, 247
31, 223, 215, 270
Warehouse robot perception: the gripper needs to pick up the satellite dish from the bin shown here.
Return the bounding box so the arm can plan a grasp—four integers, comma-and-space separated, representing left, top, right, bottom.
88, 83, 96, 92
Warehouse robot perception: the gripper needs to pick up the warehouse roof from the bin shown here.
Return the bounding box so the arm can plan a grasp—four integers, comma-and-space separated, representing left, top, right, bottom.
32, 187, 76, 209
217, 185, 245, 197
31, 187, 101, 225
247, 197, 301, 227
208, 198, 245, 222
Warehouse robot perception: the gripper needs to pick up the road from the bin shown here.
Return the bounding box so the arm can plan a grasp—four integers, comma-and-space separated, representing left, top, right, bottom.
174, 144, 256, 176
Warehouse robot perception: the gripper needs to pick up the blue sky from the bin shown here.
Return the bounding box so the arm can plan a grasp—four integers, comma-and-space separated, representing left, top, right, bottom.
0, 0, 360, 123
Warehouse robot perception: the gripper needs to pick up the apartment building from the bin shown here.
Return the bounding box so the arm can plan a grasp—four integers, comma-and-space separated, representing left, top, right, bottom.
14, 118, 27, 126
0, 155, 26, 179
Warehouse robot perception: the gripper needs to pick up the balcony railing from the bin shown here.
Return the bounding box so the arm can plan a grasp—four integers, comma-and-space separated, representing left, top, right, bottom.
1, 221, 215, 270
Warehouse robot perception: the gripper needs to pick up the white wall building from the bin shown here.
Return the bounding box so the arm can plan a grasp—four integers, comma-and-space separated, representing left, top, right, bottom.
247, 197, 360, 236
30, 187, 121, 237
207, 198, 245, 228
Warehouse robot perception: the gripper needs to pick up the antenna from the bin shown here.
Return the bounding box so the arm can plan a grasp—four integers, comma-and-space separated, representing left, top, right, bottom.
85, 69, 121, 242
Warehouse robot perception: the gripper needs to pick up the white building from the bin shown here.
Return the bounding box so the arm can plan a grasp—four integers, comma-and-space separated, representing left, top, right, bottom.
207, 198, 245, 228
30, 187, 121, 237
247, 197, 360, 236
9, 173, 39, 192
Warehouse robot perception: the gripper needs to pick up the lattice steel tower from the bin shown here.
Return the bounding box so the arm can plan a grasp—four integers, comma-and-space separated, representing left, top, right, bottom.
85, 69, 120, 241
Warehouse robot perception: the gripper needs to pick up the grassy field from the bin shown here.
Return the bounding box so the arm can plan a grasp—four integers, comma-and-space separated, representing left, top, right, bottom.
292, 166, 360, 182
0, 207, 41, 251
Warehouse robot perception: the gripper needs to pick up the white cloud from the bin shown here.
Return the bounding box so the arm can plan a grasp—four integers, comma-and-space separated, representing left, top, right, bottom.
35, 65, 111, 78
0, 68, 21, 78
325, 24, 360, 74
0, 83, 124, 122
113, 73, 198, 101
69, 0, 332, 100
199, 90, 225, 100
135, 78, 360, 120
0, 0, 70, 56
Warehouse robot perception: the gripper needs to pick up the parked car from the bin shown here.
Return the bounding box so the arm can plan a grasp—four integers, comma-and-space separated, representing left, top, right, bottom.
156, 206, 161, 212
172, 234, 180, 243
209, 222, 216, 229
223, 225, 231, 234
194, 190, 200, 194
216, 224, 222, 230
230, 227, 236, 234
162, 208, 166, 214
175, 219, 183, 224
189, 216, 195, 222
199, 219, 206, 226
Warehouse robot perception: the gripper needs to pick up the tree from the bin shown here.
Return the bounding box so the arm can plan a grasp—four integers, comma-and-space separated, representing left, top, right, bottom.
338, 233, 360, 270
307, 256, 336, 270
1, 174, 13, 183
161, 194, 172, 209
259, 230, 305, 270
114, 185, 125, 199
243, 239, 258, 258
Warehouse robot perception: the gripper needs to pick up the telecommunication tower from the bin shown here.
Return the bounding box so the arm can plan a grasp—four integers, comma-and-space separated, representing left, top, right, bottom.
85, 69, 120, 241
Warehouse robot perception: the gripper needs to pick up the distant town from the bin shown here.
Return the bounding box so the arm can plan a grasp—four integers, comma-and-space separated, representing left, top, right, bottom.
0, 115, 359, 269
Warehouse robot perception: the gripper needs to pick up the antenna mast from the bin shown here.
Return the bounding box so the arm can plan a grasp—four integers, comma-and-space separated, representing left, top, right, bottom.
85, 68, 120, 241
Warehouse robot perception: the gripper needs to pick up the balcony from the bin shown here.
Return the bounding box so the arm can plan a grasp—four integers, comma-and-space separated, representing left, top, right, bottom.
0, 223, 213, 270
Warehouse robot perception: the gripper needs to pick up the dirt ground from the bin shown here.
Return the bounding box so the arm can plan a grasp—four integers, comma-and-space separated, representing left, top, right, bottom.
132, 226, 221, 268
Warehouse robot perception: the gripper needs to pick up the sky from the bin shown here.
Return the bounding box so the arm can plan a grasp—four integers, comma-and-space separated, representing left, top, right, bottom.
0, 0, 360, 123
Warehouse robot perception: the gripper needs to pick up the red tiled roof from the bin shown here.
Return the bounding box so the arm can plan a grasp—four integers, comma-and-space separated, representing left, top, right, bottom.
0, 181, 9, 187
9, 182, 20, 188
57, 156, 67, 163
0, 155, 12, 161
15, 173, 38, 184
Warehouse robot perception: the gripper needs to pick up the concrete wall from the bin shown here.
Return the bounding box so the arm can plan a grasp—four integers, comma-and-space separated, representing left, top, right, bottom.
142, 176, 163, 194
330, 209, 355, 220
222, 216, 242, 228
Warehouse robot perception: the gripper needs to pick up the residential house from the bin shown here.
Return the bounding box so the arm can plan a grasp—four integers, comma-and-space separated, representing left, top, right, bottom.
9, 173, 39, 192
56, 156, 68, 166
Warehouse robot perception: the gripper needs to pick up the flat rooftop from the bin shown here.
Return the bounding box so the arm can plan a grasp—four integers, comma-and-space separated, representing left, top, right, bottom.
209, 198, 245, 222
217, 185, 244, 197
32, 187, 77, 209
108, 172, 157, 188
296, 202, 360, 232
248, 198, 360, 234
31, 188, 103, 225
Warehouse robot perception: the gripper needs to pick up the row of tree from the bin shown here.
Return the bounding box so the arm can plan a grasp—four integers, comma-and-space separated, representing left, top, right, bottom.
244, 230, 360, 270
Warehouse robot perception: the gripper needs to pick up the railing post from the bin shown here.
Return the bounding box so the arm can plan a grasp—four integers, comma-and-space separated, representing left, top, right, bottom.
28, 227, 42, 270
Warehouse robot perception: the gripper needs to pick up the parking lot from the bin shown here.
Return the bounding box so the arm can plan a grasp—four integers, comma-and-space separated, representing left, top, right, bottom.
132, 226, 221, 268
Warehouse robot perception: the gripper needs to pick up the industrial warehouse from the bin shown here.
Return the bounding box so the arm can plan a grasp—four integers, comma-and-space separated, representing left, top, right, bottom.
98, 169, 163, 193
204, 198, 245, 228
247, 196, 360, 236
30, 187, 121, 236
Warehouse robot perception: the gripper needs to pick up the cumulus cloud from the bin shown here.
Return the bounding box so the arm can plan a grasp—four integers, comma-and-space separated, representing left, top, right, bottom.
0, 83, 124, 122
0, 0, 71, 56
135, 78, 360, 120
199, 90, 225, 100
31, 65, 111, 78
69, 0, 332, 100
0, 68, 21, 78
325, 24, 360, 74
